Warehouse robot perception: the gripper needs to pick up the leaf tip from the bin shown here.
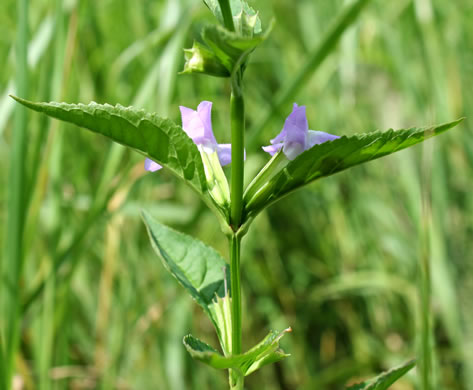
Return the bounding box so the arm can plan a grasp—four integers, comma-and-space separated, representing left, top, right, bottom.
9, 95, 38, 111
141, 210, 159, 233
140, 209, 150, 221
9, 94, 22, 103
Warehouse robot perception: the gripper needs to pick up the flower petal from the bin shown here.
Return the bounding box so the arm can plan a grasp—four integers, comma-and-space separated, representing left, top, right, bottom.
179, 101, 217, 146
283, 103, 308, 148
269, 103, 303, 145
268, 103, 308, 160
144, 158, 162, 172
270, 127, 286, 145
262, 142, 283, 156
216, 143, 232, 166
197, 101, 217, 144
307, 130, 340, 147
179, 106, 204, 142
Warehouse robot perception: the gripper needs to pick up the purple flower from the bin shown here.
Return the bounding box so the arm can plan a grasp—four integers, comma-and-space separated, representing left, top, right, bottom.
262, 103, 339, 160
145, 101, 232, 171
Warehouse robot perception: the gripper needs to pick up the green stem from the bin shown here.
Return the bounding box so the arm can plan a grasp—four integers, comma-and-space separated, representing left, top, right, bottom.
217, 0, 235, 31
229, 235, 243, 389
230, 373, 244, 390
230, 89, 245, 229
228, 29, 244, 389
230, 235, 242, 354
3, 0, 29, 388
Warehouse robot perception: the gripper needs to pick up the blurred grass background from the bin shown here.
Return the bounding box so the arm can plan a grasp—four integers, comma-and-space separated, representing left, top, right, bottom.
1, 0, 472, 389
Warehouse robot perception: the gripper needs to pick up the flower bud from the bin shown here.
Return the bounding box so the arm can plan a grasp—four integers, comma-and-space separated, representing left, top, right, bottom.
181, 42, 230, 78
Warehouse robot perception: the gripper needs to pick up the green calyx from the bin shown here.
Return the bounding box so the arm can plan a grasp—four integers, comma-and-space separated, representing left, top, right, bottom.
182, 41, 230, 77
199, 146, 231, 219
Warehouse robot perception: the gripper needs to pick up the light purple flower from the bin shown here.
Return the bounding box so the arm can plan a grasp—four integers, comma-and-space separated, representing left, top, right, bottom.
145, 101, 232, 171
262, 103, 339, 160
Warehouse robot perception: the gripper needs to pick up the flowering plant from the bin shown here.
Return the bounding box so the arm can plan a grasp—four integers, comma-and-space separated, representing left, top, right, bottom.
11, 0, 463, 388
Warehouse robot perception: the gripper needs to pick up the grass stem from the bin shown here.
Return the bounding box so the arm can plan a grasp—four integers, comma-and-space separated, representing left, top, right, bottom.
3, 0, 29, 388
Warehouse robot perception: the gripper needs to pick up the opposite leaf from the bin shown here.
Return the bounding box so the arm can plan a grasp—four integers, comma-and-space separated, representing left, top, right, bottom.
11, 96, 207, 194
245, 119, 464, 218
183, 328, 291, 376
142, 212, 230, 342
346, 359, 416, 390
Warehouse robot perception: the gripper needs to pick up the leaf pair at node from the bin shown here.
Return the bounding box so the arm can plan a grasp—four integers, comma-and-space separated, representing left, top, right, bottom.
142, 212, 291, 376
11, 96, 464, 232
183, 328, 291, 377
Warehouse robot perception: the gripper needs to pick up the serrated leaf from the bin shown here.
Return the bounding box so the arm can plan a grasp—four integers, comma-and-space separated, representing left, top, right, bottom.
346, 359, 416, 390
11, 96, 207, 194
142, 212, 230, 340
244, 119, 464, 218
183, 328, 291, 375
202, 21, 273, 74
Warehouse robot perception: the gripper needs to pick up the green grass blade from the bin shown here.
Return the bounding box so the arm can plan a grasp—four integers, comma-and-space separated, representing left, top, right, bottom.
2, 0, 29, 388
0, 14, 54, 136
0, 339, 5, 390
346, 359, 416, 389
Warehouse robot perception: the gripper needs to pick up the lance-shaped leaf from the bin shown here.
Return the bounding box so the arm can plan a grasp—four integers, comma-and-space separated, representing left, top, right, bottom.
346, 359, 416, 389
244, 119, 464, 219
183, 328, 291, 375
10, 96, 207, 194
142, 212, 230, 342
